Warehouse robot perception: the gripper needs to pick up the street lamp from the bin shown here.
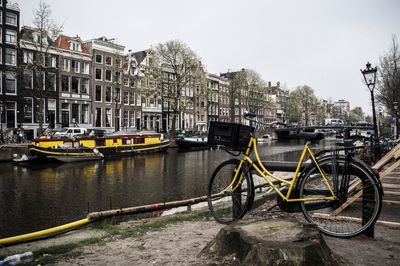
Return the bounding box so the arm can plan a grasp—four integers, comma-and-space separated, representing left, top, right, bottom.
394, 101, 399, 139
360, 62, 380, 161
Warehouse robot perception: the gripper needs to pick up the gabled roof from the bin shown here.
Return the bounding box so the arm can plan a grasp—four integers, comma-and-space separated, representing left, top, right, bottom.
54, 35, 90, 54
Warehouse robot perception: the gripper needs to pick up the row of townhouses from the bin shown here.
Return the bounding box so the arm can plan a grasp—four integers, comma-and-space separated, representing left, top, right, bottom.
0, 1, 289, 140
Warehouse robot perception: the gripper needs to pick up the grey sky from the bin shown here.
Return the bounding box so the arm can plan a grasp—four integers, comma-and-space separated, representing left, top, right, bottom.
17, 0, 400, 115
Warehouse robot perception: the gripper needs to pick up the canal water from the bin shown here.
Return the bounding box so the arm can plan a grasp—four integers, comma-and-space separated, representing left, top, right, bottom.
0, 139, 337, 238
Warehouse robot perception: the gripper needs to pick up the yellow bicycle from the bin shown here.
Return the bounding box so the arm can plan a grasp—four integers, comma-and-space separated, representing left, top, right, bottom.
207, 113, 382, 238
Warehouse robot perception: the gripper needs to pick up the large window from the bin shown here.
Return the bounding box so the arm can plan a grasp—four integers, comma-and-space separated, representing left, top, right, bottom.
130, 92, 135, 105
123, 110, 129, 128
95, 68, 102, 80
95, 54, 103, 64
47, 73, 56, 91
36, 72, 45, 90
105, 56, 112, 66
72, 104, 79, 124
5, 12, 17, 26
23, 98, 33, 123
105, 108, 112, 127
81, 104, 89, 124
71, 77, 79, 93
62, 59, 70, 71
23, 70, 33, 89
5, 30, 16, 44
71, 60, 80, 73
95, 108, 102, 127
95, 85, 102, 101
105, 87, 112, 102
129, 110, 135, 127
5, 72, 16, 94
61, 75, 70, 92
105, 70, 112, 82
123, 91, 129, 105
83, 63, 90, 74
81, 79, 89, 94
5, 48, 16, 65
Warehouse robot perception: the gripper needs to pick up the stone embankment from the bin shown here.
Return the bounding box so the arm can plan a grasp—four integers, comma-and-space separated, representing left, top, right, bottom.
0, 144, 28, 161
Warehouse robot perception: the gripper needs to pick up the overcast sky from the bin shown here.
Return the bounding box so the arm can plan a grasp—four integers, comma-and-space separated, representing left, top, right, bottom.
16, 0, 400, 115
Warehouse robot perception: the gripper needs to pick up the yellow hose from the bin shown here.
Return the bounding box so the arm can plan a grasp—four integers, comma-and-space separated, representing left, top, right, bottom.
0, 218, 91, 246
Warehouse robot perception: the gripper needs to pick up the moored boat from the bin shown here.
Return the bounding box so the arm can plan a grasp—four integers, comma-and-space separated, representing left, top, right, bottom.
175, 136, 208, 149
28, 132, 170, 160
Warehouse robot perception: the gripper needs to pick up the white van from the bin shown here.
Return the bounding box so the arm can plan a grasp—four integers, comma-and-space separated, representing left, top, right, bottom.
325, 119, 344, 126
55, 128, 88, 138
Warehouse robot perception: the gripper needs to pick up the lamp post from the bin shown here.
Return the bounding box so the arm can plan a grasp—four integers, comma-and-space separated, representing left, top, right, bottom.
394, 101, 399, 140
360, 62, 380, 162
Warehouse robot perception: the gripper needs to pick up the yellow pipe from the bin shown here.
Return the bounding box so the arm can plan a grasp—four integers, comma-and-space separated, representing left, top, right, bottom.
0, 218, 91, 246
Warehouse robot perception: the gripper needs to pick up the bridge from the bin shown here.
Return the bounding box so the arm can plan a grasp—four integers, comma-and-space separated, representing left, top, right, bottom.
274, 125, 374, 140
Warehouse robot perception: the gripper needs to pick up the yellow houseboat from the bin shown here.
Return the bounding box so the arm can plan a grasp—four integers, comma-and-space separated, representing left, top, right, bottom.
29, 132, 170, 161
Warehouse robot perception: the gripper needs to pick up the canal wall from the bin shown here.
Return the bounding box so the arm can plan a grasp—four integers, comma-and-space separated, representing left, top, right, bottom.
0, 144, 29, 162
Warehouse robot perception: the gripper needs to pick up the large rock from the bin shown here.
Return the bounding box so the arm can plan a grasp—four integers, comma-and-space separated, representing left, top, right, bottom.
201, 218, 340, 265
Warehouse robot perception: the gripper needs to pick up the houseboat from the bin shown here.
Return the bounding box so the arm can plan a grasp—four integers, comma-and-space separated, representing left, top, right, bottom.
28, 132, 170, 161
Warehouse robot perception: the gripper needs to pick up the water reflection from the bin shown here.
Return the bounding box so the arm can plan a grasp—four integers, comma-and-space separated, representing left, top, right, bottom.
0, 139, 336, 238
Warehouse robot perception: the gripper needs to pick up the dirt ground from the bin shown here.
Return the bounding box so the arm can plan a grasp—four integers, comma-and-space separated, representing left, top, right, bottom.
47, 202, 400, 266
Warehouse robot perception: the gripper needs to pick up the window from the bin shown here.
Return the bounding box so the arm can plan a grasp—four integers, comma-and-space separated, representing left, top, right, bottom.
71, 77, 79, 93
6, 13, 17, 26
81, 104, 89, 124
129, 111, 135, 127
95, 85, 102, 101
70, 42, 81, 51
0, 28, 2, 43
115, 71, 122, 83
71, 60, 80, 73
51, 56, 57, 68
5, 30, 16, 44
83, 63, 90, 74
105, 56, 112, 66
95, 54, 103, 64
81, 79, 89, 94
95, 68, 102, 80
95, 108, 102, 127
72, 104, 79, 124
115, 58, 122, 68
123, 91, 129, 104
36, 72, 45, 90
5, 72, 16, 94
115, 88, 121, 103
123, 110, 129, 128
23, 70, 33, 89
23, 51, 32, 64
23, 98, 33, 123
129, 92, 135, 105
62, 59, 70, 71
47, 73, 56, 91
105, 108, 112, 127
5, 48, 16, 65
105, 87, 112, 102
0, 71, 2, 93
105, 70, 112, 82
61, 76, 70, 92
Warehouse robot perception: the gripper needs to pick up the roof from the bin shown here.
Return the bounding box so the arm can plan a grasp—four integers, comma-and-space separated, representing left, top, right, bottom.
54, 35, 90, 54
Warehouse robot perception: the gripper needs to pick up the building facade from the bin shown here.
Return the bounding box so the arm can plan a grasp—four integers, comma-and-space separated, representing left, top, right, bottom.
0, 0, 19, 140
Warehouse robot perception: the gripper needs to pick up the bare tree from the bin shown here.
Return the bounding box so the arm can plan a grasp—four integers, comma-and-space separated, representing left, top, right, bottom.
149, 40, 205, 136
289, 85, 319, 126
19, 0, 63, 135
377, 35, 400, 116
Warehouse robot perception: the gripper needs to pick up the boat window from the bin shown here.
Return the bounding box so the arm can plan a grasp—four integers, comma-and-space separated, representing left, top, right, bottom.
122, 138, 131, 145
96, 139, 105, 146
134, 138, 145, 144
113, 139, 118, 144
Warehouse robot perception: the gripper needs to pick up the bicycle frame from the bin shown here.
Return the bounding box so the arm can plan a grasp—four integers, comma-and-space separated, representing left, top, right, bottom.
227, 137, 337, 202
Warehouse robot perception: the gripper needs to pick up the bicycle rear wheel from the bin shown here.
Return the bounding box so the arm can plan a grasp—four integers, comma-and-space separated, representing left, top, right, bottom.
299, 158, 382, 238
207, 159, 254, 224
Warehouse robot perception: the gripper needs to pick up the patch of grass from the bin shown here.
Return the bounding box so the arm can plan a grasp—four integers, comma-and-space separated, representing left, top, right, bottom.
20, 209, 212, 265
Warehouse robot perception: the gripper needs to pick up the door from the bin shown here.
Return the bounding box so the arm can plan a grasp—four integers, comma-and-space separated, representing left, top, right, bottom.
61, 111, 69, 128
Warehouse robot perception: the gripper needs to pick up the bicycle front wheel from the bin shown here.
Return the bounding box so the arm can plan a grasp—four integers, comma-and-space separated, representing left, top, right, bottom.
207, 159, 254, 224
299, 158, 382, 238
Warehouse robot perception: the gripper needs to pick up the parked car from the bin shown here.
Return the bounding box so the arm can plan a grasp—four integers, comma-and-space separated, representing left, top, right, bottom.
54, 128, 88, 138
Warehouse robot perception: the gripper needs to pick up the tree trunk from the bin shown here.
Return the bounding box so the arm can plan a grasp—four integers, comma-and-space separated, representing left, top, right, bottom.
201, 218, 341, 265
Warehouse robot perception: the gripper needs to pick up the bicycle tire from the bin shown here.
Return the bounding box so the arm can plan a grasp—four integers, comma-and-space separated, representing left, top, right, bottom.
298, 157, 382, 238
207, 159, 254, 224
